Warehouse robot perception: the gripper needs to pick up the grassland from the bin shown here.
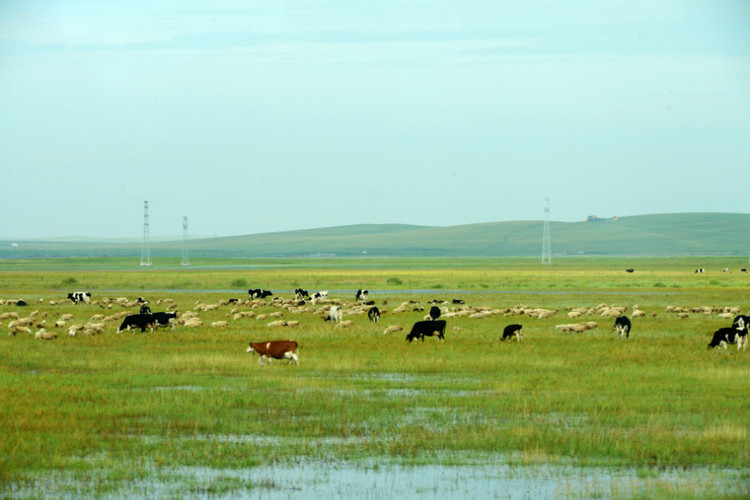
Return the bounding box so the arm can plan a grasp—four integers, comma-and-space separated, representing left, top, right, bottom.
1, 257, 749, 499
2, 212, 749, 259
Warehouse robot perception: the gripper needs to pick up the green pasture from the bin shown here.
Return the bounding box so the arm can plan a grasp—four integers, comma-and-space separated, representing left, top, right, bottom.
1, 257, 749, 499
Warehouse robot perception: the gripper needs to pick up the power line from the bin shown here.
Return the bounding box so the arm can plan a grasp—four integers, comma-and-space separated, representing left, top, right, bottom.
181, 216, 189, 266
140, 201, 152, 267
542, 197, 551, 264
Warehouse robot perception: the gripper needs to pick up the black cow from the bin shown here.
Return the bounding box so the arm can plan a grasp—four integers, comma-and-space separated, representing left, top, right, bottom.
501, 324, 523, 342
118, 314, 155, 333
429, 306, 441, 321
368, 306, 380, 323
613, 316, 631, 339
67, 292, 91, 304
625, 268, 634, 273
406, 320, 447, 342
152, 312, 178, 330
708, 327, 740, 350
248, 289, 273, 299
355, 289, 369, 301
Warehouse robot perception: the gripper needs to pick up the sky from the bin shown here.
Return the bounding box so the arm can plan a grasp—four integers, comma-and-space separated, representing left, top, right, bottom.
1, 0, 749, 239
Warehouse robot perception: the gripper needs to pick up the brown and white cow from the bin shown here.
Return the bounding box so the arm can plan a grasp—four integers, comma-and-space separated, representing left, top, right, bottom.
246, 340, 299, 365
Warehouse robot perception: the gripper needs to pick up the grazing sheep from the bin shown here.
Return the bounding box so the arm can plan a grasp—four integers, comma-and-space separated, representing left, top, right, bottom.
9, 325, 32, 336
35, 328, 58, 340
335, 320, 354, 329
383, 325, 403, 335
68, 324, 85, 336
211, 321, 228, 328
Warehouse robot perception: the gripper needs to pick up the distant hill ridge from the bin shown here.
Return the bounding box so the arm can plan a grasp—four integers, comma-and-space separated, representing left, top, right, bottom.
1, 213, 748, 258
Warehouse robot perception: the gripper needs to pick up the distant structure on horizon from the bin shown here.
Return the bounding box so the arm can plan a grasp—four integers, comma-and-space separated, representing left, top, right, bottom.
181, 216, 189, 266
541, 197, 551, 264
140, 201, 152, 267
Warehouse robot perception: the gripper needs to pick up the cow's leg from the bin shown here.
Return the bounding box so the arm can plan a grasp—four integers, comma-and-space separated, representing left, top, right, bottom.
285, 351, 299, 365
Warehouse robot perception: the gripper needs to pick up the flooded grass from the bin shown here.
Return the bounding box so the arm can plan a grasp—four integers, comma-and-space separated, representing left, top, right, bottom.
6, 460, 748, 499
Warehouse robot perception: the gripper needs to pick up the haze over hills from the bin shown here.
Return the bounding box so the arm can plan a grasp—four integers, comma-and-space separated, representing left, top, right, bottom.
1, 213, 748, 259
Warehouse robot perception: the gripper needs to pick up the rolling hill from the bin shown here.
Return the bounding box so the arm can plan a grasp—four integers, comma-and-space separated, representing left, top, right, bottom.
1, 213, 748, 259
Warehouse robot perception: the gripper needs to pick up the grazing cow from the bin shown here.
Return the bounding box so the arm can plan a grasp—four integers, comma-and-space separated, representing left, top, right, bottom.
152, 311, 178, 330
406, 320, 447, 342
452, 299, 465, 305
501, 324, 523, 342
613, 316, 631, 339
429, 305, 441, 321
246, 340, 299, 365
117, 313, 155, 333
742, 268, 748, 273
732, 315, 749, 350
708, 327, 741, 350
248, 289, 273, 299
294, 288, 310, 301
368, 306, 380, 323
67, 292, 91, 304
139, 304, 152, 315
325, 305, 343, 323
695, 268, 705, 274
355, 289, 369, 301
625, 268, 634, 273
309, 291, 328, 304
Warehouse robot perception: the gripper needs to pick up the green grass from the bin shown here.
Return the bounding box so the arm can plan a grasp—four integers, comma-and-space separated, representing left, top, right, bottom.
1, 256, 749, 498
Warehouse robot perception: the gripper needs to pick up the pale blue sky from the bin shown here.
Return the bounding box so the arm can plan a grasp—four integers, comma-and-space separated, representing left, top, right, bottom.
1, 1, 749, 239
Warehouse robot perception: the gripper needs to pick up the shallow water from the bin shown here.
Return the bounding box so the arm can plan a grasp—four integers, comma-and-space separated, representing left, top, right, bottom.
8, 460, 747, 500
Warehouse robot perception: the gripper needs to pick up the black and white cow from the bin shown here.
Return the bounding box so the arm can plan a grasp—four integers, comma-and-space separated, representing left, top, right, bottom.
294, 288, 310, 301
325, 305, 343, 323
406, 320, 447, 342
355, 289, 369, 301
248, 289, 273, 299
613, 316, 631, 339
368, 306, 380, 323
117, 314, 155, 333
695, 268, 705, 274
708, 327, 741, 350
501, 324, 523, 342
152, 311, 178, 330
139, 304, 152, 315
67, 292, 91, 304
732, 315, 749, 350
309, 291, 328, 304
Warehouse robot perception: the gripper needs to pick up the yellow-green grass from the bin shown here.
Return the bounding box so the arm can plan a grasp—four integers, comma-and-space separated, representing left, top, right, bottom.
1, 257, 749, 498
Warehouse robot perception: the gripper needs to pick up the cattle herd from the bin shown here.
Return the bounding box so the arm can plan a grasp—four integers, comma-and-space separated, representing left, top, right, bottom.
1, 283, 748, 365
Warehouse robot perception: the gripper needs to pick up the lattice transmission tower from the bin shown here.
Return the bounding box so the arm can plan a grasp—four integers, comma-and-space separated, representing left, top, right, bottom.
140, 201, 152, 267
541, 197, 552, 265
181, 216, 190, 266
